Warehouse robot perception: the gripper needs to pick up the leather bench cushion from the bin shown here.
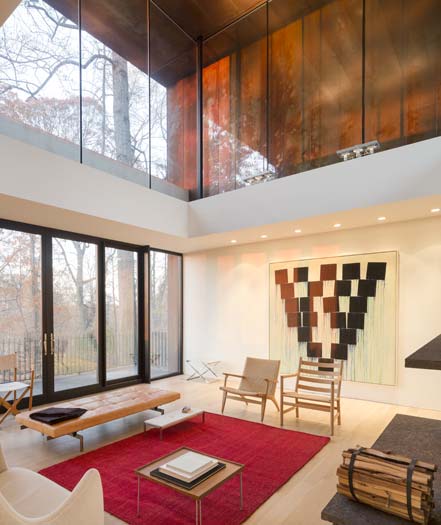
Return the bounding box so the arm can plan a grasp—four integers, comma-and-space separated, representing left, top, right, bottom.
15, 385, 180, 438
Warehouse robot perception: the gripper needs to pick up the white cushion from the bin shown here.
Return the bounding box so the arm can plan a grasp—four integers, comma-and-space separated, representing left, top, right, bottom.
0, 382, 29, 393
0, 467, 69, 518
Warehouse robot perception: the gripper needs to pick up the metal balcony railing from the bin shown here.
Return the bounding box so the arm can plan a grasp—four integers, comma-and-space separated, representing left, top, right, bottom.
0, 331, 169, 383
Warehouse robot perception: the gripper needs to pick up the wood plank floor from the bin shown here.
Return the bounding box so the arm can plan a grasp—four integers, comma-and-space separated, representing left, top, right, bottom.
1, 375, 440, 525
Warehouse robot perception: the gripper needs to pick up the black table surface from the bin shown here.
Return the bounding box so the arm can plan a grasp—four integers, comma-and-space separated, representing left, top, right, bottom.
321, 414, 441, 524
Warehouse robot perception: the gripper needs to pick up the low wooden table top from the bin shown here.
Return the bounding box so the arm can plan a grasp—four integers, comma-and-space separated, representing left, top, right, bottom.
135, 446, 244, 500
321, 414, 441, 524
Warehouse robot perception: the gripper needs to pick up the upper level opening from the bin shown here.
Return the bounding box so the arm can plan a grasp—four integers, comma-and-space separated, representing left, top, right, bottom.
0, 0, 440, 201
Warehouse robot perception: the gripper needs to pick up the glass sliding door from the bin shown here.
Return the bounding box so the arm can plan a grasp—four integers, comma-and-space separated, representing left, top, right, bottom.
52, 238, 99, 392
105, 247, 139, 380
150, 251, 182, 378
0, 219, 184, 403
0, 228, 43, 395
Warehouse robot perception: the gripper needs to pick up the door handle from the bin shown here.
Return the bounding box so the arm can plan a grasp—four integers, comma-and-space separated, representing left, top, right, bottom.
50, 333, 55, 356
43, 333, 48, 356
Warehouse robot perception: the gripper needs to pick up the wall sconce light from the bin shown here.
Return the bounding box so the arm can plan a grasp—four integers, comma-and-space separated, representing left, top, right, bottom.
337, 140, 380, 161
242, 171, 276, 186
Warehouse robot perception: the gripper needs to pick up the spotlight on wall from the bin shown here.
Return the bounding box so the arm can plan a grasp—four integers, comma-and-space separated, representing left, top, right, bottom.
431, 208, 440, 213
377, 216, 386, 221
294, 229, 302, 233
337, 140, 380, 161
242, 170, 275, 186
333, 223, 342, 228
230, 240, 237, 244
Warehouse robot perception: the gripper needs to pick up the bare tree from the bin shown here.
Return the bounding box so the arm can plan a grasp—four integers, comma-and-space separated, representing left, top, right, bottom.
0, 1, 167, 174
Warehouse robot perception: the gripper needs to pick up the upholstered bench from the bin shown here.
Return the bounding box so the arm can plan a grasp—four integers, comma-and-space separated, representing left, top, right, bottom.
16, 384, 180, 451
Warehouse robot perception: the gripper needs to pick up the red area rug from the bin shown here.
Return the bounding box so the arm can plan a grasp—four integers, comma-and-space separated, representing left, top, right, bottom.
40, 413, 329, 524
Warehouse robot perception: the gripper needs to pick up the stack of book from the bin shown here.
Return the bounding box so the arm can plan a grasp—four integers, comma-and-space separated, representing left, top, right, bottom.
152, 451, 225, 489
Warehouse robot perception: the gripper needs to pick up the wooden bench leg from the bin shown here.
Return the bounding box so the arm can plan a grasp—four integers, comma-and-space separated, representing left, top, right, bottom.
152, 407, 165, 415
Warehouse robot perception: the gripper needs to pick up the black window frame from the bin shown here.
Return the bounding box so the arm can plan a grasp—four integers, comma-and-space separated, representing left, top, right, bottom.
0, 218, 183, 408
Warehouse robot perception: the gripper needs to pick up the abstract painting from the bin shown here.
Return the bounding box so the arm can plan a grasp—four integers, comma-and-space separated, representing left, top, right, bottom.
269, 252, 398, 385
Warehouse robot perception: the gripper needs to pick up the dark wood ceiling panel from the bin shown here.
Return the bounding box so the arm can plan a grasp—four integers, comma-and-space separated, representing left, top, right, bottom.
46, 0, 148, 70
153, 0, 263, 40
46, 0, 196, 86
203, 0, 333, 69
46, 0, 335, 86
150, 3, 196, 86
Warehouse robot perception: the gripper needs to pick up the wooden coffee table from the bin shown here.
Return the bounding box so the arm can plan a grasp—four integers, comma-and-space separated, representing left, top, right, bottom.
135, 446, 244, 524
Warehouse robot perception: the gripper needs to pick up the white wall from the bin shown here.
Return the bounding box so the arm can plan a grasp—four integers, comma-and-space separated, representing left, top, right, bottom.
0, 134, 188, 238
188, 136, 441, 236
184, 216, 441, 410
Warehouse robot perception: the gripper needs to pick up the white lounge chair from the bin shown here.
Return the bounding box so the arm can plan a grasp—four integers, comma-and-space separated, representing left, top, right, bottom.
0, 444, 104, 524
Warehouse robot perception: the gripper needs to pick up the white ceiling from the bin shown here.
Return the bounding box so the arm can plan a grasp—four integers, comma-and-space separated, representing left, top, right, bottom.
1, 191, 440, 254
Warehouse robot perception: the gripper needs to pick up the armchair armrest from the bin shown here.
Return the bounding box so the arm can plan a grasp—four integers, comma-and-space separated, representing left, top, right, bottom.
222, 372, 245, 388
262, 377, 278, 395
280, 372, 298, 393
0, 469, 104, 525
43, 468, 104, 525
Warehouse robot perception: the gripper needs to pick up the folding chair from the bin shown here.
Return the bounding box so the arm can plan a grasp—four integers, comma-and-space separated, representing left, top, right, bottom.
186, 359, 221, 382
0, 354, 34, 426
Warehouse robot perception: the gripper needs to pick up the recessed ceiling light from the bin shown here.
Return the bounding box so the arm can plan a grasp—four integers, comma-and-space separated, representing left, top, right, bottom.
431, 208, 440, 213
333, 223, 341, 228
260, 234, 268, 239
377, 216, 386, 221
230, 239, 237, 244
294, 229, 302, 233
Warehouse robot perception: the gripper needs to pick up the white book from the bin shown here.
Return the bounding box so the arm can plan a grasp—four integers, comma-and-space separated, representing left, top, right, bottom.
159, 461, 218, 482
165, 452, 216, 476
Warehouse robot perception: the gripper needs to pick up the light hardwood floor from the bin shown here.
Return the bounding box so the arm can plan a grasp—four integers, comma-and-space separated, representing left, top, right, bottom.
1, 375, 441, 525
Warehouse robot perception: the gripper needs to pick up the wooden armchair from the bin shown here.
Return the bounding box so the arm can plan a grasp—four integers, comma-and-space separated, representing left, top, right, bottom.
280, 357, 343, 435
0, 354, 34, 426
220, 357, 280, 422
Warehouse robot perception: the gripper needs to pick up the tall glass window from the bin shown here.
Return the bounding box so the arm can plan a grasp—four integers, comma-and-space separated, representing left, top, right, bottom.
202, 4, 269, 197
80, 0, 149, 181
150, 2, 198, 197
150, 251, 182, 378
269, 0, 363, 176
52, 238, 98, 391
0, 0, 80, 160
0, 228, 42, 395
365, 0, 441, 151
105, 247, 138, 381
